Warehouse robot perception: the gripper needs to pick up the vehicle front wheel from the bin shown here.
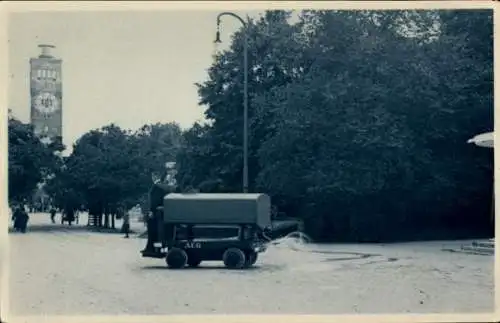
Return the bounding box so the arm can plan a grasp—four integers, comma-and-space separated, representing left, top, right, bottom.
223, 248, 246, 269
166, 248, 188, 269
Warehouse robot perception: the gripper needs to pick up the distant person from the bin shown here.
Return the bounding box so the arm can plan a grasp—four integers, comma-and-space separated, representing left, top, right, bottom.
63, 207, 75, 226
12, 205, 29, 233
11, 206, 21, 231
49, 207, 57, 223
122, 209, 130, 238
21, 207, 30, 233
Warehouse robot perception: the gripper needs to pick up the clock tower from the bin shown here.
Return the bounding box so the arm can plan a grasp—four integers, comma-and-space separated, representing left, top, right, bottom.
30, 44, 62, 144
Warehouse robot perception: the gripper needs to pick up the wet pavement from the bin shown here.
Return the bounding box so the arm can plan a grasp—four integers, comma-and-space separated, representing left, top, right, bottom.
8, 213, 494, 315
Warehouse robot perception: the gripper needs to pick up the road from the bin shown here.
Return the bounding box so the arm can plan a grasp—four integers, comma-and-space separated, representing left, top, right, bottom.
9, 213, 494, 315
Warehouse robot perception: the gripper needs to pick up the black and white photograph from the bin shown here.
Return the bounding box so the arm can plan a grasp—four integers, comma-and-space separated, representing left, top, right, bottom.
3, 1, 496, 320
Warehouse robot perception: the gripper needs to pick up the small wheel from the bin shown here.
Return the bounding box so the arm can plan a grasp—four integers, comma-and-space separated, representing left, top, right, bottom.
223, 248, 246, 269
187, 257, 202, 268
244, 251, 258, 267
166, 248, 188, 269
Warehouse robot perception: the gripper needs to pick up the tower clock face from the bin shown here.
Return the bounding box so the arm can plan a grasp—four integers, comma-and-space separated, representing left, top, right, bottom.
34, 92, 59, 116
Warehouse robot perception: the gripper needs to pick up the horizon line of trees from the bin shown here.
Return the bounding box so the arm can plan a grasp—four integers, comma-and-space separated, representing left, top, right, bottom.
8, 9, 494, 242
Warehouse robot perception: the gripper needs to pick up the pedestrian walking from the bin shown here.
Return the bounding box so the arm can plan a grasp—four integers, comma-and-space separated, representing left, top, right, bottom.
50, 207, 57, 224
122, 208, 130, 238
65, 207, 75, 226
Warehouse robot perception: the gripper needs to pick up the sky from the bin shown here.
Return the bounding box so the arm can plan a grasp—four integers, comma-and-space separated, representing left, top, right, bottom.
8, 10, 264, 149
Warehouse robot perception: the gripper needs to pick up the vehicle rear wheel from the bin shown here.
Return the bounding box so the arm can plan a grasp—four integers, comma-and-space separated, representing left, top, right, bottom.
244, 251, 258, 267
166, 248, 188, 269
223, 248, 246, 269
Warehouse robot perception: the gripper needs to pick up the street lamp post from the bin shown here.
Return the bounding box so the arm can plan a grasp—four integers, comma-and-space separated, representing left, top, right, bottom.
215, 12, 249, 193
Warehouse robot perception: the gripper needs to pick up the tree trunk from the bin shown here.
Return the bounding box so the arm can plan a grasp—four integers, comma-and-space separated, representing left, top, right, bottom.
90, 209, 97, 227
104, 211, 110, 228
90, 201, 101, 227
111, 213, 115, 229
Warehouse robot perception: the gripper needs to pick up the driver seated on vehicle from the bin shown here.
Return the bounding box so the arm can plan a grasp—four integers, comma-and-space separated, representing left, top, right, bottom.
142, 210, 159, 253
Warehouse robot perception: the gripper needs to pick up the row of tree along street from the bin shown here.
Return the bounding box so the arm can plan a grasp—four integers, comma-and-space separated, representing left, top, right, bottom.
9, 10, 493, 242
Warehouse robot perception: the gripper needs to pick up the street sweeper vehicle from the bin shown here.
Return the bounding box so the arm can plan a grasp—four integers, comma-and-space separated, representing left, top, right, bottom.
141, 189, 272, 269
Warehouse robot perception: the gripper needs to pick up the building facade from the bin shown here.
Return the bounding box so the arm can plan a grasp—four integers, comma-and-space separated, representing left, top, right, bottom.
30, 44, 62, 143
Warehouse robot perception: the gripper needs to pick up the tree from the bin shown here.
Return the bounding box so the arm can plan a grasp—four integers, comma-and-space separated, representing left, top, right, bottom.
61, 124, 136, 227
48, 122, 184, 228
8, 115, 63, 205
131, 122, 183, 192
254, 10, 424, 240
129, 122, 184, 216
179, 11, 306, 192
182, 9, 493, 242
176, 122, 217, 190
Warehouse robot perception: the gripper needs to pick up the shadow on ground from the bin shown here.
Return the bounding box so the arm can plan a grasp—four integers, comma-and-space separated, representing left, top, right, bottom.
139, 263, 286, 273
8, 224, 138, 235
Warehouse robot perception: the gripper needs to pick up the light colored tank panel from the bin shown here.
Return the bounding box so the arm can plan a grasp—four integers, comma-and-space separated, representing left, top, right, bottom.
163, 193, 271, 229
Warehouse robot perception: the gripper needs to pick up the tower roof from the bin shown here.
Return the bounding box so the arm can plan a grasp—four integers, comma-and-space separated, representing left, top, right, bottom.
38, 44, 56, 58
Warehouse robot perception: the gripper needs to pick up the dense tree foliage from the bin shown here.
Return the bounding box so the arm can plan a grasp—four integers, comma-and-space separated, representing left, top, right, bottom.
8, 114, 64, 205
44, 122, 183, 228
176, 9, 493, 242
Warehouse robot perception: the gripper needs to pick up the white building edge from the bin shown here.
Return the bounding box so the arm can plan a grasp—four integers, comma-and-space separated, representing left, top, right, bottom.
467, 131, 494, 148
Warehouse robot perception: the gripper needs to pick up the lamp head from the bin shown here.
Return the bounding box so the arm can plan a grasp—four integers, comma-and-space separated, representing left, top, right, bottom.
214, 30, 222, 44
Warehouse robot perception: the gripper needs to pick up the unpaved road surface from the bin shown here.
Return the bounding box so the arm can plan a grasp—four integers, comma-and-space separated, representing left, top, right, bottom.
9, 213, 494, 315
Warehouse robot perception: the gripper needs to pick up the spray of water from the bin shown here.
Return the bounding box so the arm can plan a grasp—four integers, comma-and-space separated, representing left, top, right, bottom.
266, 231, 314, 253
258, 231, 325, 271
